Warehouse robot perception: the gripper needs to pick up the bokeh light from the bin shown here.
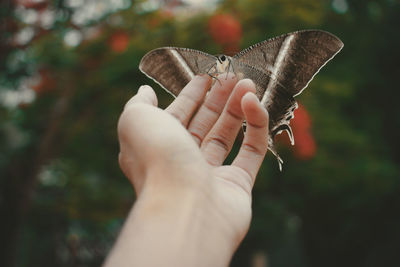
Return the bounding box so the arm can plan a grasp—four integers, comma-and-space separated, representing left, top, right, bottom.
1, 1, 399, 267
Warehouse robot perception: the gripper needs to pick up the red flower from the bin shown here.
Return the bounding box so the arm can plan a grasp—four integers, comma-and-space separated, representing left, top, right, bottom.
208, 14, 242, 47
109, 32, 130, 53
293, 132, 316, 160
291, 103, 312, 132
222, 43, 240, 56
16, 0, 48, 10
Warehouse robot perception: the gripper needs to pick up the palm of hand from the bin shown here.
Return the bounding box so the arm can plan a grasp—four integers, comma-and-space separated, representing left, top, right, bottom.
118, 74, 269, 247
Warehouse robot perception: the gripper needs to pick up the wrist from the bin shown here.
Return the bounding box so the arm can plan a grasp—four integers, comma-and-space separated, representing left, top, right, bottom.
130, 172, 238, 266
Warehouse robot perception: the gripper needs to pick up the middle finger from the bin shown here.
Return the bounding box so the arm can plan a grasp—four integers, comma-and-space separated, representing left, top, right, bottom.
188, 73, 237, 145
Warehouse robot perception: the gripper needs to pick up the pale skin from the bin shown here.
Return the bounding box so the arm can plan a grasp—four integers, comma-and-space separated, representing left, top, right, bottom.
103, 73, 269, 267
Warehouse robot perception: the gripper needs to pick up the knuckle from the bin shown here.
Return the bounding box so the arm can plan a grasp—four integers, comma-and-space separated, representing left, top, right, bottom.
180, 93, 202, 107
203, 101, 220, 116
189, 130, 202, 145
247, 121, 268, 129
227, 108, 243, 121
169, 108, 188, 124
242, 142, 266, 156
167, 99, 193, 124
206, 136, 230, 153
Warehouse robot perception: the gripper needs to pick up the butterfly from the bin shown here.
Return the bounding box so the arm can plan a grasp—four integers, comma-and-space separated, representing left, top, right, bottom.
139, 30, 344, 169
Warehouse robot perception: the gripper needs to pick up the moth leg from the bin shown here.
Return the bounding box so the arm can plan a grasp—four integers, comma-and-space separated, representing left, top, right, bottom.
206, 64, 222, 86
208, 74, 222, 86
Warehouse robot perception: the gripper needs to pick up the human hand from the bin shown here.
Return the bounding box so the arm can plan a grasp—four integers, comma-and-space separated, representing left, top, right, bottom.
108, 74, 269, 267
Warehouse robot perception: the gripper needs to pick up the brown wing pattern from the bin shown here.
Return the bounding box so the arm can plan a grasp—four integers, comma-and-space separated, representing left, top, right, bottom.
174, 48, 218, 76
234, 30, 343, 167
139, 47, 216, 97
235, 30, 344, 96
232, 61, 294, 165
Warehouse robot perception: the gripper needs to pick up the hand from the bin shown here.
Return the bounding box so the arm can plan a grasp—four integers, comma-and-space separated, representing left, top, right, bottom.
106, 74, 269, 267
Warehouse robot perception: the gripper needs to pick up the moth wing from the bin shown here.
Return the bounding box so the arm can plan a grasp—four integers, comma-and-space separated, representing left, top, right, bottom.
139, 47, 217, 97
233, 30, 343, 167
234, 30, 344, 96
232, 61, 291, 167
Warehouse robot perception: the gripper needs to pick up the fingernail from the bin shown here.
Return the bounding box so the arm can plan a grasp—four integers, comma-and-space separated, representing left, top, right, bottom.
244, 91, 257, 99
242, 78, 255, 87
245, 92, 262, 106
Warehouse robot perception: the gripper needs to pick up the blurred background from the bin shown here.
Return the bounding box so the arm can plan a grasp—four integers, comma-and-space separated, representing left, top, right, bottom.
1, 0, 399, 266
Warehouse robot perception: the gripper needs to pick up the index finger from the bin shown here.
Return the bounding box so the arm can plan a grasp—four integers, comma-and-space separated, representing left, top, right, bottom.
166, 75, 212, 126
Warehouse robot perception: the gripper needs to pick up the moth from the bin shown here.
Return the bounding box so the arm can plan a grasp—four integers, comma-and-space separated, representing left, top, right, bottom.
139, 30, 344, 169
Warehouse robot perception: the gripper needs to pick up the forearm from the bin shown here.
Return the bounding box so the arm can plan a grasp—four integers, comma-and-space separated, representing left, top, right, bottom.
103, 176, 237, 267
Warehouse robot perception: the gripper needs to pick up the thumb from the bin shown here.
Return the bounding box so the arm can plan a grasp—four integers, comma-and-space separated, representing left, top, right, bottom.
124, 85, 158, 110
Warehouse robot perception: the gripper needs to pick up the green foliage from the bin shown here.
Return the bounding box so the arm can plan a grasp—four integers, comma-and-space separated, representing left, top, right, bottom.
1, 0, 399, 266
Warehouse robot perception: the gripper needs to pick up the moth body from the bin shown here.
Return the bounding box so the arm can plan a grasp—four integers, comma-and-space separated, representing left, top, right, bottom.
216, 55, 231, 73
